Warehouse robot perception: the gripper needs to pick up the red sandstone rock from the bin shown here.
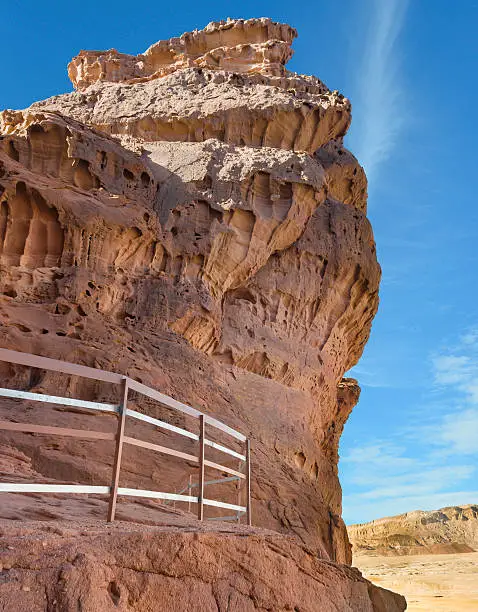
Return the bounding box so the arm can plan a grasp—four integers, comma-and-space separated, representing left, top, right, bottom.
0, 18, 401, 610
0, 519, 406, 611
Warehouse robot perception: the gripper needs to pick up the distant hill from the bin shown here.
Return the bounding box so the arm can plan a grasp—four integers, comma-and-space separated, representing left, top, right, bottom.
348, 504, 478, 556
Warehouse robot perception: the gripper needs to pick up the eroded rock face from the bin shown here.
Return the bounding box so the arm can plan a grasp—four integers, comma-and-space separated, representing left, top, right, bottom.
68, 18, 298, 89
0, 520, 406, 612
33, 69, 350, 155
0, 17, 380, 587
349, 505, 478, 556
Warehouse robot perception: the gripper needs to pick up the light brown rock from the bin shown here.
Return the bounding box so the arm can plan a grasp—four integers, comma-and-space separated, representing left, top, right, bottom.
33, 69, 350, 154
348, 504, 478, 556
68, 18, 298, 89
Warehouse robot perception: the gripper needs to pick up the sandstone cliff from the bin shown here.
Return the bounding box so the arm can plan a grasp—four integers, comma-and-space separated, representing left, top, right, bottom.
349, 504, 478, 556
0, 18, 401, 611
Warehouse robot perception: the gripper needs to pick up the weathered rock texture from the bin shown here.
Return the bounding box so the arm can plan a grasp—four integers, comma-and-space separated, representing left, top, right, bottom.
68, 19, 298, 89
0, 519, 406, 612
0, 17, 394, 610
349, 504, 478, 556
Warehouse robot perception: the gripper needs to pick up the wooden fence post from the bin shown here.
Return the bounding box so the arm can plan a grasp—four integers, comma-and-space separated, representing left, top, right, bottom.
188, 474, 193, 514
237, 459, 243, 524
245, 439, 252, 526
107, 377, 128, 522
197, 415, 205, 520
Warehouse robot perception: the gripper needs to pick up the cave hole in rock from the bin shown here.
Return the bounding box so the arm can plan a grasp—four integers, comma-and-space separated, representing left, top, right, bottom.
230, 287, 256, 304
107, 581, 121, 606
29, 124, 45, 135
13, 323, 31, 333
7, 140, 20, 162
55, 303, 71, 315
294, 451, 306, 469
0, 200, 7, 246
77, 304, 87, 316
202, 175, 213, 190
99, 151, 107, 170
205, 202, 223, 223
74, 159, 100, 190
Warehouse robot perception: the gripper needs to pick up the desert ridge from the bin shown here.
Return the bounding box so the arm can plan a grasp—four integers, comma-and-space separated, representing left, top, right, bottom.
348, 504, 478, 556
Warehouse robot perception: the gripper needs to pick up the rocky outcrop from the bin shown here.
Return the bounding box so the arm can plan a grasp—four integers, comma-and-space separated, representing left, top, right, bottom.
0, 519, 406, 612
0, 17, 394, 610
33, 70, 350, 155
349, 505, 478, 556
68, 18, 298, 89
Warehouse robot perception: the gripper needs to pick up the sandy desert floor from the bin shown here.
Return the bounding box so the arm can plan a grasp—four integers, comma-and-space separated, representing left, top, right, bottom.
354, 552, 478, 611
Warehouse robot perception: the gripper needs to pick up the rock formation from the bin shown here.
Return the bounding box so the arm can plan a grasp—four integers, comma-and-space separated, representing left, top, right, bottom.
0, 18, 402, 610
0, 519, 407, 612
349, 504, 478, 556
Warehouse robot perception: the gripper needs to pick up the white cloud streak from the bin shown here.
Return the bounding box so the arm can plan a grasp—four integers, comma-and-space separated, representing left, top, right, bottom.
348, 0, 409, 182
341, 440, 476, 524
341, 325, 478, 524
344, 490, 478, 525
428, 331, 478, 454
438, 409, 478, 454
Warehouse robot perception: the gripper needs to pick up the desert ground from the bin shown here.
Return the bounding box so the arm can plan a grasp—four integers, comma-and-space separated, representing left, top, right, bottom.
354, 551, 478, 611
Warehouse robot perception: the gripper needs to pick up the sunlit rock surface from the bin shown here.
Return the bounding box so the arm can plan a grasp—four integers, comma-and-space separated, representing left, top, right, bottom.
0, 17, 402, 611
349, 504, 478, 556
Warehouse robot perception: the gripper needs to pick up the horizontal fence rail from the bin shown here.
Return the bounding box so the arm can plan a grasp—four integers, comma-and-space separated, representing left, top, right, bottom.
0, 388, 119, 413
0, 347, 252, 526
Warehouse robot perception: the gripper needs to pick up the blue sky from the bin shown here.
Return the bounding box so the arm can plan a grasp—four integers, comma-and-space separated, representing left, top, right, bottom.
3, 1, 477, 524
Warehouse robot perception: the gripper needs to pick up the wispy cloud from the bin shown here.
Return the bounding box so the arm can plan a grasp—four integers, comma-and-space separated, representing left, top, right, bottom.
344, 490, 478, 525
437, 409, 478, 454
433, 354, 473, 385
341, 439, 476, 524
347, 0, 409, 182
341, 325, 478, 524
432, 328, 478, 394
426, 330, 478, 454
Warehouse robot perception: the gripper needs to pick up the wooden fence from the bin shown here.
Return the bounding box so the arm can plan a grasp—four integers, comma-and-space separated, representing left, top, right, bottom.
0, 348, 251, 525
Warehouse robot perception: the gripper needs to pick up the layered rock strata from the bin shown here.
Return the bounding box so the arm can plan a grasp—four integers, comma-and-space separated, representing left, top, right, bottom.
0, 17, 386, 607
68, 19, 298, 89
349, 504, 478, 556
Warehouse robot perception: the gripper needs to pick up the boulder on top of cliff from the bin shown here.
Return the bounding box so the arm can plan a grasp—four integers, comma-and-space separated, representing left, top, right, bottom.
68, 18, 299, 89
